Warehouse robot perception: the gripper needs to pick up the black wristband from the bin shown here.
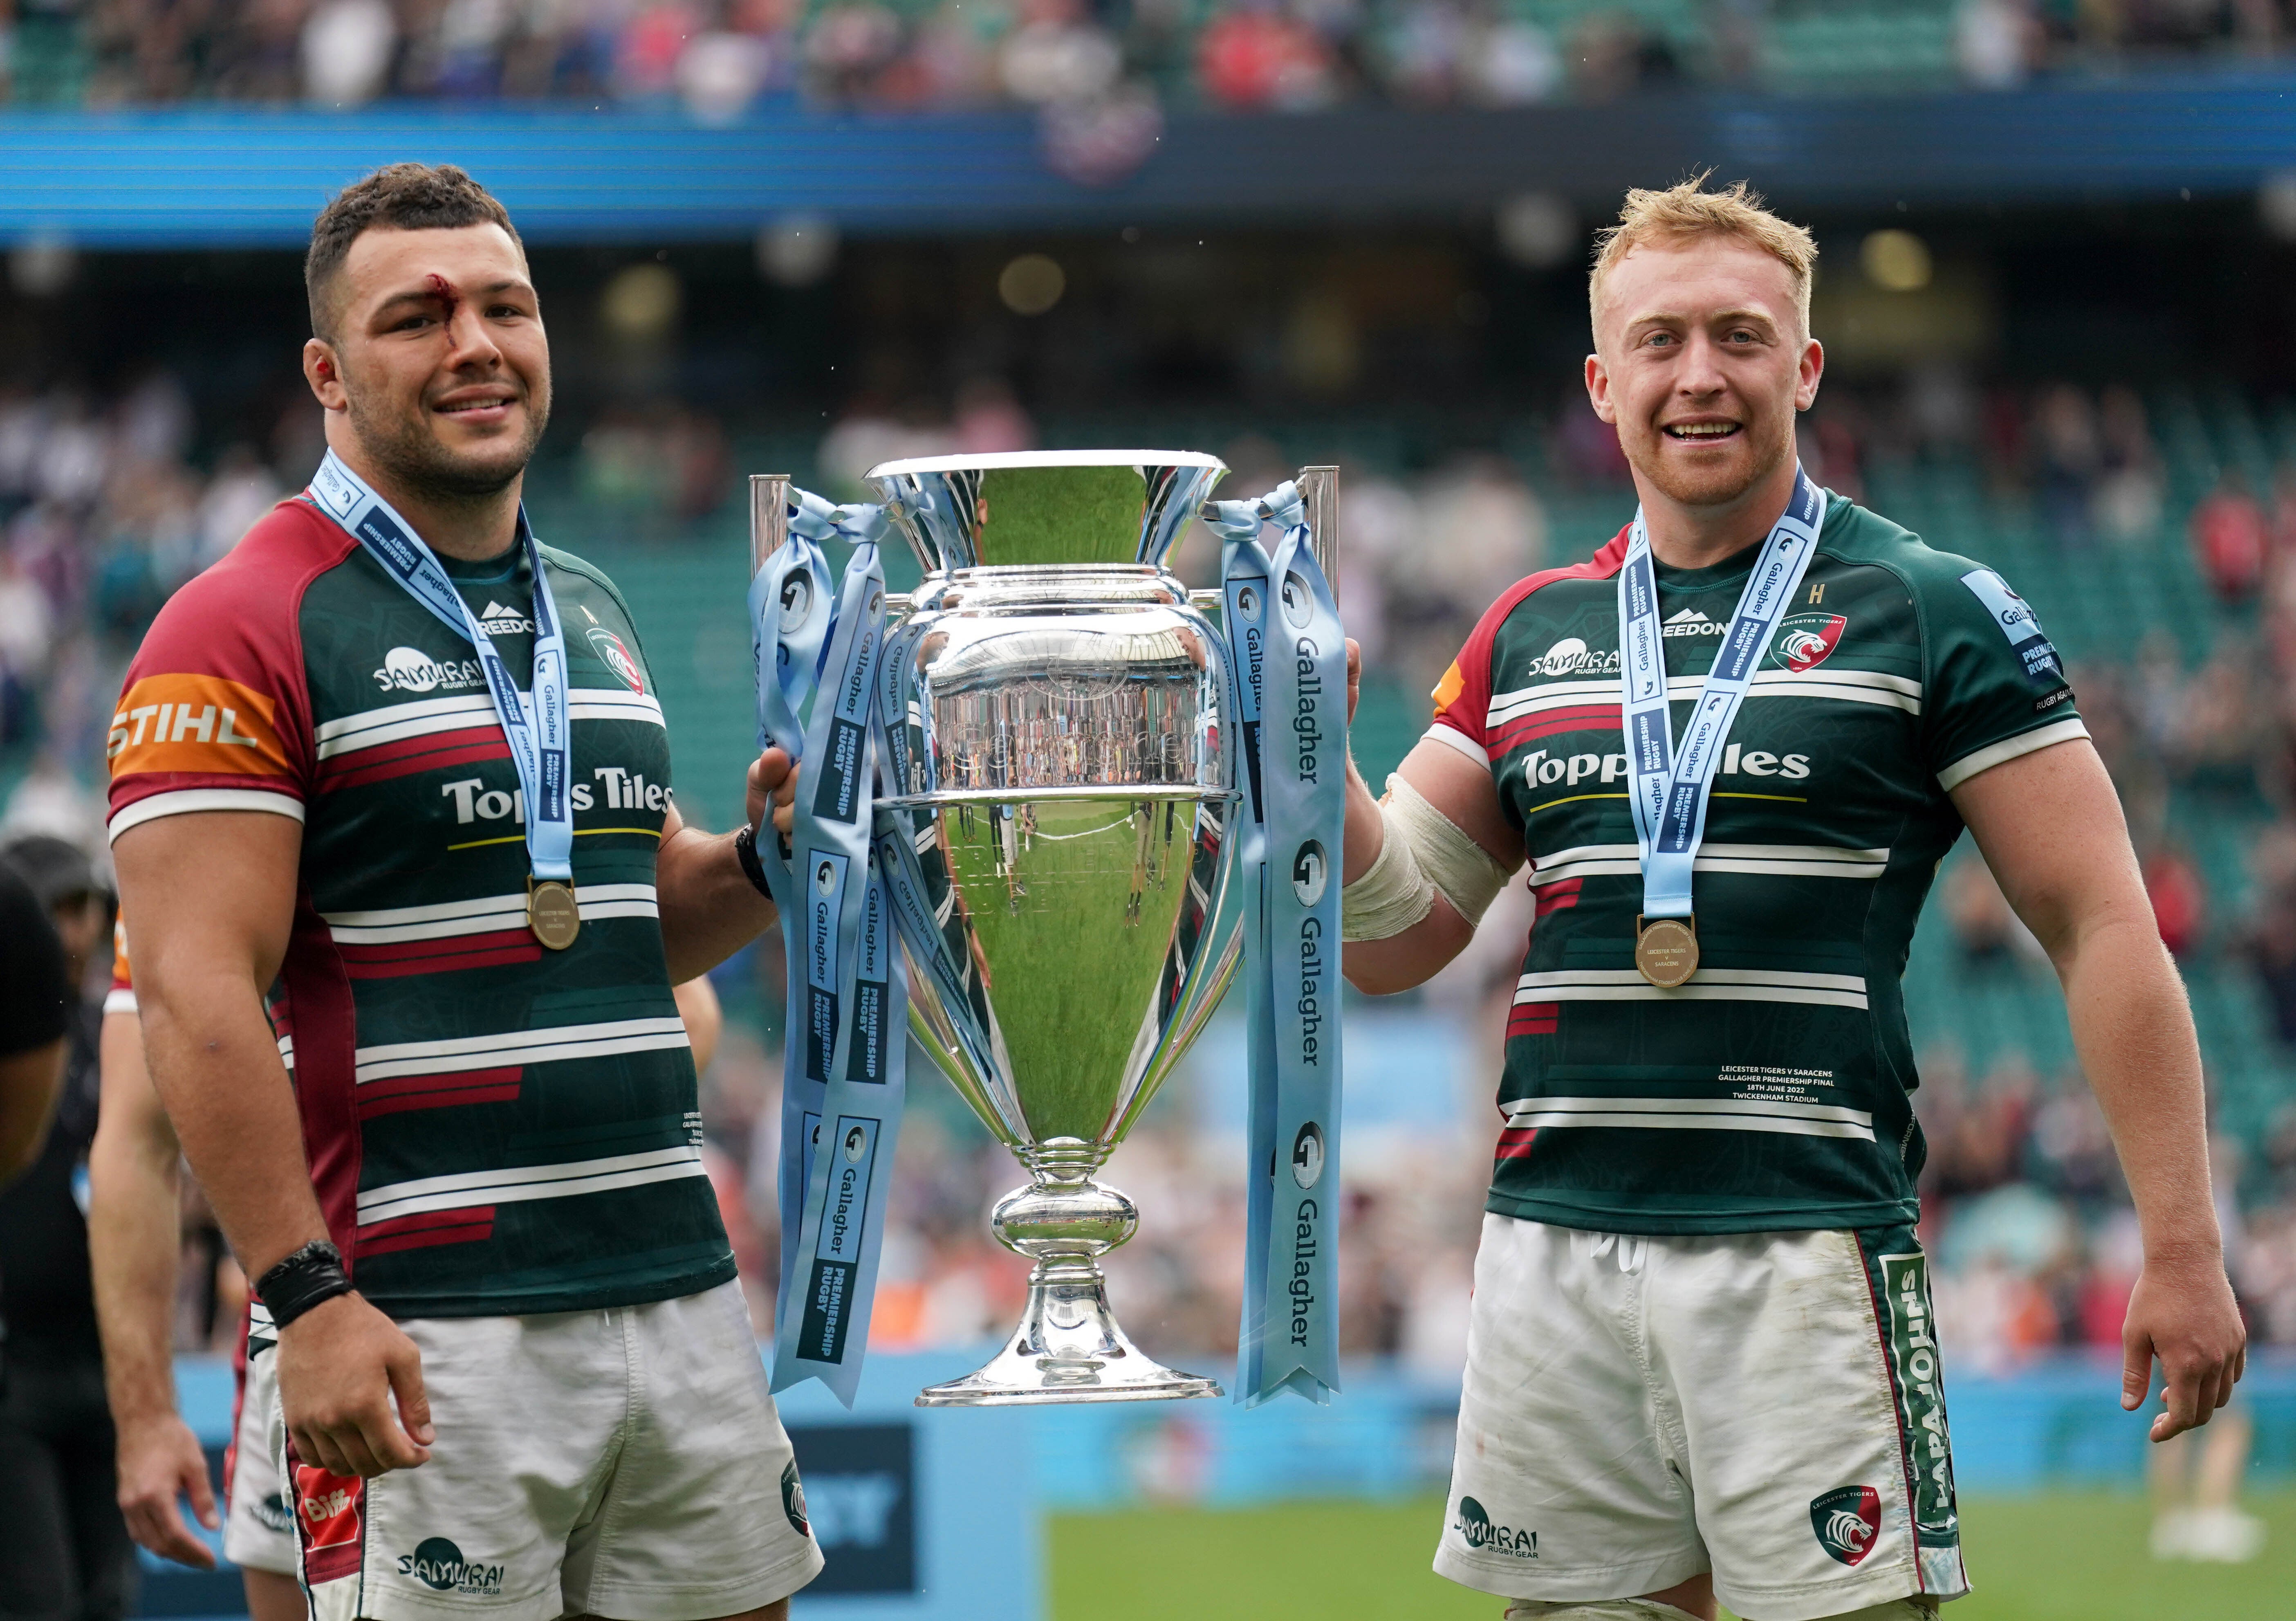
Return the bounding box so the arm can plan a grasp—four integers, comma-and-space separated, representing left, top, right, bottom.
256, 1239, 354, 1329
733, 822, 774, 899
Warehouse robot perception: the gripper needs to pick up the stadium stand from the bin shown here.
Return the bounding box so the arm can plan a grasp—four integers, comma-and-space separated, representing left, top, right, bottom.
3, 0, 2290, 116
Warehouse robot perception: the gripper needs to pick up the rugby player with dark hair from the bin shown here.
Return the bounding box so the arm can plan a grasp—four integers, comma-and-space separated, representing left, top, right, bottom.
1338, 179, 2245, 1621
108, 163, 820, 1621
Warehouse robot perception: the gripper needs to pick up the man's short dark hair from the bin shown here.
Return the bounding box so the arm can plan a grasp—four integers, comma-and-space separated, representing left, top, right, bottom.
306, 163, 521, 343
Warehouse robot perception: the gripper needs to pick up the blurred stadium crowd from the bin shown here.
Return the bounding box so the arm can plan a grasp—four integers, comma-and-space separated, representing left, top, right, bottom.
7, 357, 2296, 1379
5, 0, 2295, 122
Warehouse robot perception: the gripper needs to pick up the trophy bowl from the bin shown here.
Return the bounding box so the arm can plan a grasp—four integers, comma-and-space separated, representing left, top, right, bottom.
868, 451, 1246, 1405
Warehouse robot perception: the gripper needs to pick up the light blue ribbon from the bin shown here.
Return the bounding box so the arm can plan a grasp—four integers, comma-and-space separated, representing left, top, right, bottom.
306, 450, 572, 883
746, 494, 908, 1406
1208, 481, 1347, 1407
1618, 467, 1825, 921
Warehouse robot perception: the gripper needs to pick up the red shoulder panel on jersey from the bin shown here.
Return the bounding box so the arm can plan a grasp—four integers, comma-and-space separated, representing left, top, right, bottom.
1431, 527, 1632, 751
106, 500, 350, 839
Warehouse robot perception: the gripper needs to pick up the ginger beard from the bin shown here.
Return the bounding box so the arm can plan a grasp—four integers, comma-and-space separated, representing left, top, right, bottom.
1588, 239, 1818, 519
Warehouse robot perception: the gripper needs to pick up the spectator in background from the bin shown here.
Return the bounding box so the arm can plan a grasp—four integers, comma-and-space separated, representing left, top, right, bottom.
2141, 843, 2208, 960
0, 550, 53, 746
952, 376, 1035, 455
0, 836, 134, 1621
192, 446, 283, 570
1392, 452, 1544, 692
2149, 1130, 2267, 1565
1554, 383, 1631, 485
1946, 851, 2036, 969
2191, 471, 2269, 600
2032, 382, 2101, 547
0, 861, 71, 1182
2094, 383, 2165, 542
1196, 0, 1336, 109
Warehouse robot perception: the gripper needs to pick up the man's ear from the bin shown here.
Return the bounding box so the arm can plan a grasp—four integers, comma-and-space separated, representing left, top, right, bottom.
303, 339, 347, 412
1794, 337, 1825, 413
1584, 352, 1617, 425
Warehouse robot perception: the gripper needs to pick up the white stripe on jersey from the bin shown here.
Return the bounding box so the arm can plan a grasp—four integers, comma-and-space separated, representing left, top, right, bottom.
314, 688, 665, 761
1514, 967, 1869, 1011
1425, 722, 1489, 764
103, 987, 137, 1014
1486, 668, 1923, 729
1527, 843, 1890, 886
352, 1016, 690, 1082
1935, 716, 2090, 792
1504, 1094, 1877, 1141
355, 1145, 708, 1224
323, 883, 659, 943
107, 787, 306, 843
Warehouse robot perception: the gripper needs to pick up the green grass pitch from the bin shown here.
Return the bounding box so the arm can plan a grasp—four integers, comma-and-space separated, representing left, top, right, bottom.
1047, 1492, 2296, 1620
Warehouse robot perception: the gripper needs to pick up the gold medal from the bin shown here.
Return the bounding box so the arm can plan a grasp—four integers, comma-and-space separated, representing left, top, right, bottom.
528, 879, 581, 951
1634, 915, 1697, 988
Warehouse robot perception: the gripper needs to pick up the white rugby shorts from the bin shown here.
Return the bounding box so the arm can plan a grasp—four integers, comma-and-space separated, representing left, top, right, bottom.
1436, 1214, 1968, 1621
290, 1280, 823, 1621
224, 1300, 298, 1574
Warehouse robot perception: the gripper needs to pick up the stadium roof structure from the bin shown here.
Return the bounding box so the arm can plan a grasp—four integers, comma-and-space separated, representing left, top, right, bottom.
9, 69, 2296, 248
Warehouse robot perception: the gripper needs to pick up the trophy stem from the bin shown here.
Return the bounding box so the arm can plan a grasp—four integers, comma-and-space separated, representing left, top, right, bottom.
915, 1137, 1223, 1406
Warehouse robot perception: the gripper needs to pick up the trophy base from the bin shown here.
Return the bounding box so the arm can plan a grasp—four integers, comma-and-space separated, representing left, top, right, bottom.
915, 1260, 1223, 1407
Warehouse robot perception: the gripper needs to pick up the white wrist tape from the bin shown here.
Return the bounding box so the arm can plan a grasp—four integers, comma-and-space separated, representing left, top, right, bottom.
1341, 773, 1514, 940
1387, 772, 1512, 926
1340, 804, 1437, 941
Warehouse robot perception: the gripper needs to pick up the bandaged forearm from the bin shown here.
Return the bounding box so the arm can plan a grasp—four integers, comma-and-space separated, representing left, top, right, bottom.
1341, 774, 1513, 941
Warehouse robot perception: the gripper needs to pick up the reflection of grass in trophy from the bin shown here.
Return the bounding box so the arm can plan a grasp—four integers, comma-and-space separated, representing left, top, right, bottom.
941, 797, 1191, 1144
977, 465, 1148, 566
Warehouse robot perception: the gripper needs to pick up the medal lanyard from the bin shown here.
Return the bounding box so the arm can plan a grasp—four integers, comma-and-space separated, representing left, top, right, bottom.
1618, 467, 1824, 921
307, 449, 574, 884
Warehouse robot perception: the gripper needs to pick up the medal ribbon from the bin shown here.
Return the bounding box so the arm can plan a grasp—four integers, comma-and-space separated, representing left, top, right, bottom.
748, 492, 910, 1406
1208, 482, 1347, 1407
306, 450, 573, 884
1617, 467, 1825, 921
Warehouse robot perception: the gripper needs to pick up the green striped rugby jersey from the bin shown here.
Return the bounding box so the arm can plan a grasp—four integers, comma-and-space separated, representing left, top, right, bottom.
107, 498, 733, 1318
1430, 493, 2084, 1234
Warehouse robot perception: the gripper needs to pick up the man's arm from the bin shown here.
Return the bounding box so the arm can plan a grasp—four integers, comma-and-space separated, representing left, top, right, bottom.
113, 810, 431, 1479
89, 1007, 220, 1567
656, 747, 797, 983
1339, 640, 1526, 994
1954, 738, 2244, 1439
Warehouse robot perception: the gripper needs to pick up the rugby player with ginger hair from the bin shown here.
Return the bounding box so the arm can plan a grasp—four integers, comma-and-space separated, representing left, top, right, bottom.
1335, 178, 2243, 1621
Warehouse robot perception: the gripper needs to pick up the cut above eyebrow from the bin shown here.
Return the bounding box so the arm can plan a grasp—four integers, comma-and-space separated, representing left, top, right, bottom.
373, 278, 532, 310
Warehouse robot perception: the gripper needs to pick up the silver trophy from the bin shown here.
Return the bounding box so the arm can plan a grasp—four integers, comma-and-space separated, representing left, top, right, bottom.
753, 451, 1337, 1405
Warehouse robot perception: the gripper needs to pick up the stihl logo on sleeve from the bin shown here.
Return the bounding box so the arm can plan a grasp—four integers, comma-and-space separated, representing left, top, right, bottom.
108, 674, 291, 778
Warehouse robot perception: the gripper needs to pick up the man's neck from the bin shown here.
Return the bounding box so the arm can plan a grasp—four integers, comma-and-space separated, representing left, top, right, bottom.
1634, 454, 1801, 573
328, 437, 522, 564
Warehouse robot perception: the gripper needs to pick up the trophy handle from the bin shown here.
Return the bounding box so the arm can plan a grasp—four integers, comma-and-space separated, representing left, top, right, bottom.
749, 472, 791, 572
1294, 463, 1339, 606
